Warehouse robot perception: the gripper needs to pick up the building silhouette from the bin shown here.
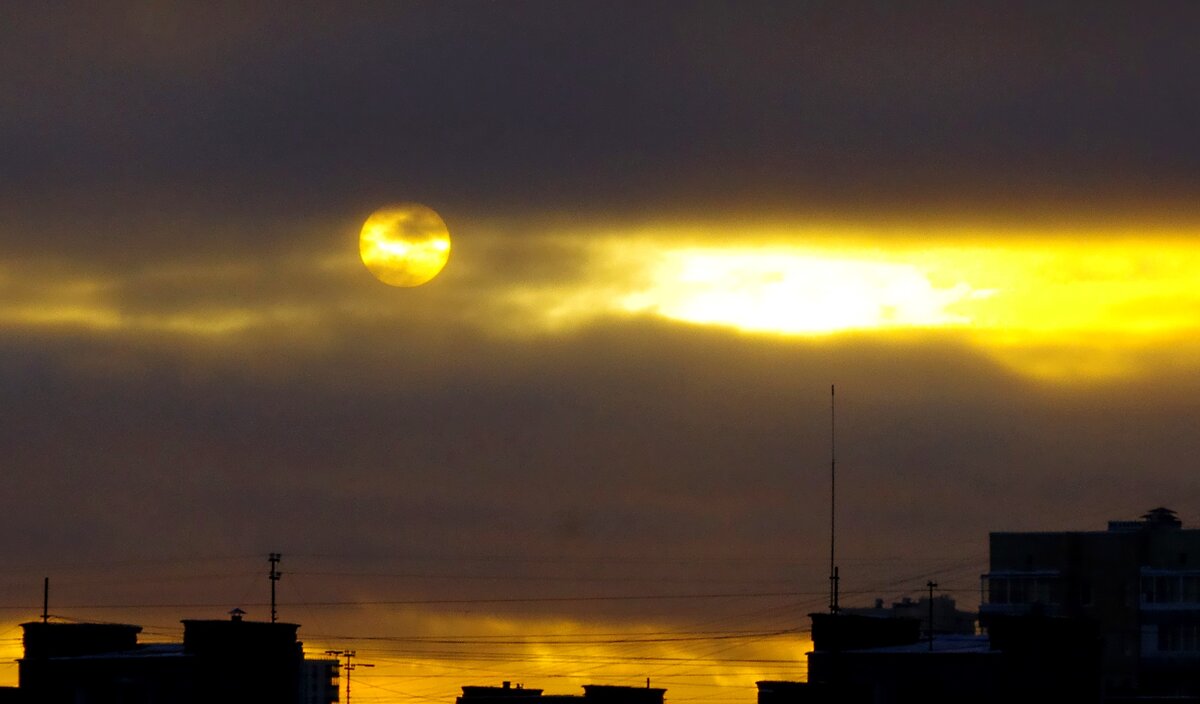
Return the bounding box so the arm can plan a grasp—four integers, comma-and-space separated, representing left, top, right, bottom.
761, 508, 1200, 703
5, 611, 338, 704
457, 681, 665, 704
841, 593, 977, 637
758, 610, 1081, 704
982, 506, 1200, 699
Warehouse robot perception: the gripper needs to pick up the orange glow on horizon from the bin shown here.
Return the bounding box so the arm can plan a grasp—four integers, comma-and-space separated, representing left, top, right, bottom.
296, 611, 811, 704
0, 614, 811, 700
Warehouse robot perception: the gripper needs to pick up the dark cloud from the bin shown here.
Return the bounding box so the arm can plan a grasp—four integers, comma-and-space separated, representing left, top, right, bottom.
3, 308, 1198, 619
3, 0, 1199, 252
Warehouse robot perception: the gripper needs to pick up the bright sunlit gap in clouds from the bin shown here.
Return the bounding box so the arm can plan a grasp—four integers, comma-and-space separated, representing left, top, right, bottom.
618, 248, 986, 334
505, 229, 1200, 382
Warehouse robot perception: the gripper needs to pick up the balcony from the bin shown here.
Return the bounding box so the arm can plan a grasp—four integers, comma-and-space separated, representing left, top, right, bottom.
1140, 569, 1200, 612
980, 571, 1063, 616
1142, 621, 1200, 660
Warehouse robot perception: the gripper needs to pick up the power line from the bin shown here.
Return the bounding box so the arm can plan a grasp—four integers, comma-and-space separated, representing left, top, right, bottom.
300, 628, 800, 646
0, 589, 828, 610
289, 571, 804, 586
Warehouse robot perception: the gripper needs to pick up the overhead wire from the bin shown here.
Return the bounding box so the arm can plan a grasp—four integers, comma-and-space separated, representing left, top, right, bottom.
0, 547, 993, 702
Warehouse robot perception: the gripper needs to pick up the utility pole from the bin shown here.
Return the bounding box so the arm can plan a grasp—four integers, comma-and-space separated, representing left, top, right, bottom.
926, 580, 938, 651
326, 649, 374, 704
268, 553, 282, 623
41, 578, 49, 623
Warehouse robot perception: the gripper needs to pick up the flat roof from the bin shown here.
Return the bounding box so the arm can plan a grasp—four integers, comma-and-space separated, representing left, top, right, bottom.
37, 644, 187, 661
839, 634, 992, 655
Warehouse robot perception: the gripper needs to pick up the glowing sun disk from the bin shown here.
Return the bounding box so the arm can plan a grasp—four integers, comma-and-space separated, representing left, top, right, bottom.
359, 204, 452, 287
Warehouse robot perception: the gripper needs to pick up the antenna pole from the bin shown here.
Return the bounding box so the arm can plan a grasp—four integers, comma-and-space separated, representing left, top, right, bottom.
830, 385, 839, 613
927, 580, 938, 651
268, 553, 282, 623
42, 578, 49, 623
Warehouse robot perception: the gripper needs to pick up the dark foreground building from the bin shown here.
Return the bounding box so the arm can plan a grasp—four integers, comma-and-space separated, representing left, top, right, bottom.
3, 612, 338, 704
758, 609, 1100, 704
760, 507, 1200, 703
982, 506, 1200, 700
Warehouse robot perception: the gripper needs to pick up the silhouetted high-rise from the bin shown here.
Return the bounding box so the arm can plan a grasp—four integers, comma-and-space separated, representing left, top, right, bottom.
981, 506, 1200, 698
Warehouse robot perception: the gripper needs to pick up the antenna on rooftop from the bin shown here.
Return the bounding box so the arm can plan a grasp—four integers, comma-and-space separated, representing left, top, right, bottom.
829, 384, 840, 614
268, 553, 282, 623
42, 577, 49, 623
926, 580, 939, 651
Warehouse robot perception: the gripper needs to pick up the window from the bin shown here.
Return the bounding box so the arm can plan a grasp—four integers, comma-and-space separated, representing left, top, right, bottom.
1010, 578, 1030, 604
1036, 579, 1052, 604
1157, 624, 1200, 652
989, 578, 1008, 604
1185, 576, 1200, 603
1163, 576, 1180, 602
1159, 624, 1173, 651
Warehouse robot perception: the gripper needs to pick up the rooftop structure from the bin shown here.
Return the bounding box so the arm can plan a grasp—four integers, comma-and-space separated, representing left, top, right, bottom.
841, 593, 976, 636
13, 612, 337, 704
458, 681, 666, 704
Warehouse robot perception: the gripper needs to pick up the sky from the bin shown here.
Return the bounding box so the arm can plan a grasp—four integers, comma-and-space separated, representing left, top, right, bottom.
2, 2, 1200, 701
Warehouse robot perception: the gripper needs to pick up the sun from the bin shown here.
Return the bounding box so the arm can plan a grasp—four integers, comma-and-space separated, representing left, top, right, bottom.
359, 204, 452, 287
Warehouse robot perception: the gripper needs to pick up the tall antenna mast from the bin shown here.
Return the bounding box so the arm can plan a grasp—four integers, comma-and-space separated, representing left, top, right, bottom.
829, 385, 840, 614
42, 577, 49, 623
268, 553, 282, 623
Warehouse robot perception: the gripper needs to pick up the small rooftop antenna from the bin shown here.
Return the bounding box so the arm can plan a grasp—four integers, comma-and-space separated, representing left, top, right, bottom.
829, 385, 840, 614
268, 553, 282, 623
41, 577, 49, 623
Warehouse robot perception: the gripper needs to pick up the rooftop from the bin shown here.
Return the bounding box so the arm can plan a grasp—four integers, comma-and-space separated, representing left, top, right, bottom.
838, 634, 992, 655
